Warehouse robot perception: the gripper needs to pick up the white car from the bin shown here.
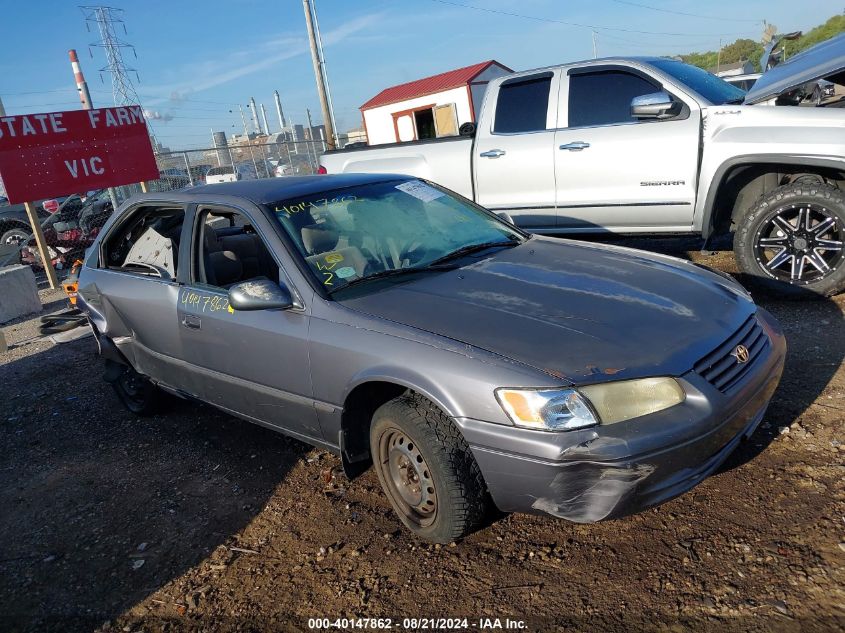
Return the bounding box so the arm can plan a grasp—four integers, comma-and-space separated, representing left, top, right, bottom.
274, 163, 293, 177
204, 165, 238, 185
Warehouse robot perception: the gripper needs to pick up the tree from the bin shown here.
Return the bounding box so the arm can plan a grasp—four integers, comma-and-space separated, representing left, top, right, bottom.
679, 13, 845, 73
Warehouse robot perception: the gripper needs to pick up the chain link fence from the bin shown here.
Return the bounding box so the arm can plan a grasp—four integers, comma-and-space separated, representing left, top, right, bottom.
0, 139, 327, 278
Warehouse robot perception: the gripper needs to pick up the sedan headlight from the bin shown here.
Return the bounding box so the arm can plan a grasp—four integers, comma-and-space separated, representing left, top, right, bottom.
496, 377, 685, 431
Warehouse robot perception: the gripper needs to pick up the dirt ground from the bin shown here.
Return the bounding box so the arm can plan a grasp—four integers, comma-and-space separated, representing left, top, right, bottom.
1, 240, 843, 633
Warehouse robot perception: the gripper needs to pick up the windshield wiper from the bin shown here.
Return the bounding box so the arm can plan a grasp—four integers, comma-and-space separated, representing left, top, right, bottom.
427, 238, 520, 267
328, 265, 454, 294
724, 98, 745, 105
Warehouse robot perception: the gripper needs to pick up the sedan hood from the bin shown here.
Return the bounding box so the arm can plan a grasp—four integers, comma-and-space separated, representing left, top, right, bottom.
338, 238, 755, 384
744, 33, 845, 104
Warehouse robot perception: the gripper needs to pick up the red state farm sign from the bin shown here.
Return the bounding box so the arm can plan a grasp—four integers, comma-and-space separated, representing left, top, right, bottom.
0, 106, 159, 204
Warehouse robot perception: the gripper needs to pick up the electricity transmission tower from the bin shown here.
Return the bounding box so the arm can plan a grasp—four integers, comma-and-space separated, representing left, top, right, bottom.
79, 6, 144, 108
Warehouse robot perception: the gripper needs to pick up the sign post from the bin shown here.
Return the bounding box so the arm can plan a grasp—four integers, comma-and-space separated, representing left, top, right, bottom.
23, 201, 59, 289
0, 106, 159, 286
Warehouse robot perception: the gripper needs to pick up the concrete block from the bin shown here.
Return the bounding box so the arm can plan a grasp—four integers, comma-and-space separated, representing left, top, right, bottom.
0, 265, 41, 324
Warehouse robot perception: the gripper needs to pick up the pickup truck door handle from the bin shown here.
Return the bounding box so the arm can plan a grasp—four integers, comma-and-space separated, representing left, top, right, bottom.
182, 314, 201, 330
479, 149, 506, 158
559, 142, 591, 151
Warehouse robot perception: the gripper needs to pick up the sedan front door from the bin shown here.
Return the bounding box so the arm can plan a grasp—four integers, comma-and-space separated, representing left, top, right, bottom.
175, 203, 322, 441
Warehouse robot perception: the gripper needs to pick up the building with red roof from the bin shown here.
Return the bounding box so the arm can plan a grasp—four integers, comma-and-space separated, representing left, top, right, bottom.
360, 60, 511, 145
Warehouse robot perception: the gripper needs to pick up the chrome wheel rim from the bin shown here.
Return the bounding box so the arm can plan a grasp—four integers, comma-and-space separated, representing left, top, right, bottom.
753, 203, 844, 285
378, 429, 437, 527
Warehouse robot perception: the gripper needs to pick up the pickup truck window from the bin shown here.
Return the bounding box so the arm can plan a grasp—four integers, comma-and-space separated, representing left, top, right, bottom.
568, 70, 658, 128
493, 73, 552, 134
650, 59, 746, 105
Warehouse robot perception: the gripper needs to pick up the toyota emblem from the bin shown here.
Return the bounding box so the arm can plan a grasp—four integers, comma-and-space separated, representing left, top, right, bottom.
732, 344, 750, 364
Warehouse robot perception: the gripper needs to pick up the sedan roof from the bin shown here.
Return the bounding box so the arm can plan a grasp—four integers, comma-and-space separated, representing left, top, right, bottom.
185, 173, 410, 204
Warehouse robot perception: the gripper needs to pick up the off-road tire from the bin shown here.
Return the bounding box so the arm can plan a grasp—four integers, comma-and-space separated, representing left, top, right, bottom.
370, 393, 492, 543
734, 182, 845, 298
111, 365, 163, 416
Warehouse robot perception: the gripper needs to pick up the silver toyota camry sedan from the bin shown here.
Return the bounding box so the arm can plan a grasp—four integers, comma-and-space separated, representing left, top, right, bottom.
77, 174, 785, 542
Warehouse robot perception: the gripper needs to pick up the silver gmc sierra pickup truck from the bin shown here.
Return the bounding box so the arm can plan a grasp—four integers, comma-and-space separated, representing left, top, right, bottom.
321, 35, 845, 297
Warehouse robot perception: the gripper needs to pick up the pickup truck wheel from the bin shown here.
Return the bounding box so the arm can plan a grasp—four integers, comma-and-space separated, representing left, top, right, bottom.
734, 183, 845, 297
370, 394, 491, 543
112, 366, 163, 416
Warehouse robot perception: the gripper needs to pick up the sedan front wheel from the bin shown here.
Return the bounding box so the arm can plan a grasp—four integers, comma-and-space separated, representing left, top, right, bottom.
369, 393, 492, 543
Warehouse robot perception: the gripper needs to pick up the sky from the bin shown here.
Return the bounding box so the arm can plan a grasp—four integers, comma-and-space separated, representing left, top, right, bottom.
1, 0, 841, 150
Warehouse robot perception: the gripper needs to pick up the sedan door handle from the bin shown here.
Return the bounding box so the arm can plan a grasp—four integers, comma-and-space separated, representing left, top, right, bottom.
182, 314, 201, 330
479, 149, 506, 158
559, 142, 590, 151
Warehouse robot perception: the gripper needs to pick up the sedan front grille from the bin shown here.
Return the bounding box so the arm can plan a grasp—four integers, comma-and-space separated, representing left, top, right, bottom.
694, 314, 769, 393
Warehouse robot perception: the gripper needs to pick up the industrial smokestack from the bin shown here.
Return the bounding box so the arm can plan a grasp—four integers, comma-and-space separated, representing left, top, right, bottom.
273, 90, 287, 129
260, 103, 271, 135
69, 49, 93, 110
249, 96, 262, 134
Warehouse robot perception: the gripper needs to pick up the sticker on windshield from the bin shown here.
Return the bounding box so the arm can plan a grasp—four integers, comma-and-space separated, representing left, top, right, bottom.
395, 180, 445, 202
335, 266, 356, 279
324, 252, 344, 264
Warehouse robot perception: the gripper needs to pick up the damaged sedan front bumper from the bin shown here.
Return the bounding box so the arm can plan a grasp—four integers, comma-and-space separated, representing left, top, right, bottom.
456, 309, 786, 523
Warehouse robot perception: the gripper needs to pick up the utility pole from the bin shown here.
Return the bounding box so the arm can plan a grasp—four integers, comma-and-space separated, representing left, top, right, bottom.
0, 96, 5, 116
717, 37, 723, 73
311, 0, 338, 146
592, 31, 598, 59
302, 0, 336, 150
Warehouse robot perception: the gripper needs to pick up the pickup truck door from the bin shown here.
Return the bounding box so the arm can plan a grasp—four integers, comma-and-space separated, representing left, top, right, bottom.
554, 66, 700, 231
473, 71, 561, 229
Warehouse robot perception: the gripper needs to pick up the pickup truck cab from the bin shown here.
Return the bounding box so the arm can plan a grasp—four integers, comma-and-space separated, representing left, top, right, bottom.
322, 48, 845, 297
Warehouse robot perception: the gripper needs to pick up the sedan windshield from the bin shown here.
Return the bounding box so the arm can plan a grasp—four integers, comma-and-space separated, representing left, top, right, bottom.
650, 59, 747, 105
266, 179, 524, 293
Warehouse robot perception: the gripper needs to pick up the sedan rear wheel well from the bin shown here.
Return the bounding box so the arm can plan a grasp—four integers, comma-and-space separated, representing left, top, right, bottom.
340, 381, 409, 475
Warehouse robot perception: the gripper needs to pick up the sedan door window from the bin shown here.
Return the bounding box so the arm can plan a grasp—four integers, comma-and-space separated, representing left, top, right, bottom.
192, 208, 281, 290
102, 205, 185, 279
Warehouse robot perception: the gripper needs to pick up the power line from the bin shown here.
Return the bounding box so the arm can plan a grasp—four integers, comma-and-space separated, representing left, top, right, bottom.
80, 6, 144, 107
606, 0, 761, 23
423, 0, 754, 37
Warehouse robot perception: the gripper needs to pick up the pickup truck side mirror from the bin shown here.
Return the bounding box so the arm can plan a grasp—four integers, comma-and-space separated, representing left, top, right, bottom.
228, 279, 293, 311
459, 122, 476, 137
631, 92, 682, 120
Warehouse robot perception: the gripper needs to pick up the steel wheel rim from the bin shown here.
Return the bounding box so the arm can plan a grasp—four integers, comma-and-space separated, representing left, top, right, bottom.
378, 428, 437, 528
753, 203, 844, 285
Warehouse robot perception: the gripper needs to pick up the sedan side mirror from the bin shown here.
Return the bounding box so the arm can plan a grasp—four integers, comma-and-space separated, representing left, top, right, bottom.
228, 279, 293, 311
631, 92, 682, 120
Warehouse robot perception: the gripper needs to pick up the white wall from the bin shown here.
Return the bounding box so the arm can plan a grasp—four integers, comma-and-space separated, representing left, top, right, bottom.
362, 86, 471, 145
